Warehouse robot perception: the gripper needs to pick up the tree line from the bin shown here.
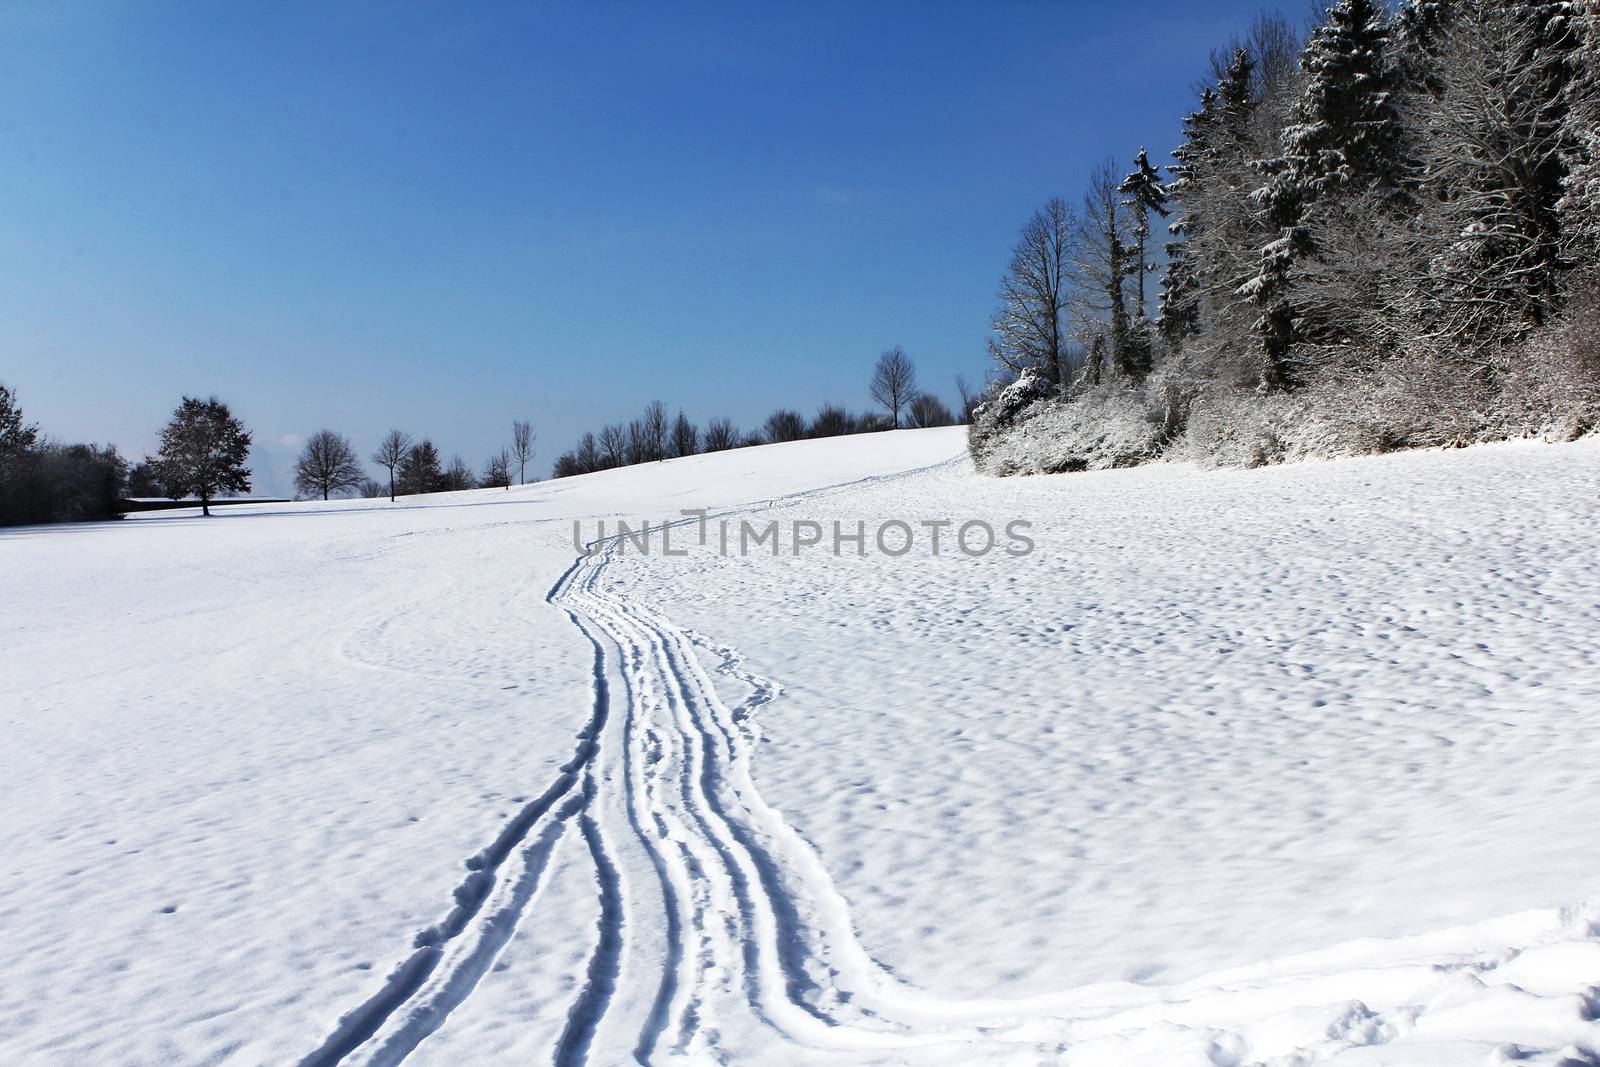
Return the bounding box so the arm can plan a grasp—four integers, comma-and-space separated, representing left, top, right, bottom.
353, 419, 535, 501
551, 347, 964, 479
971, 0, 1600, 474
0, 383, 547, 525
4, 340, 970, 524
0, 389, 257, 523
0, 382, 129, 525
4, 337, 973, 524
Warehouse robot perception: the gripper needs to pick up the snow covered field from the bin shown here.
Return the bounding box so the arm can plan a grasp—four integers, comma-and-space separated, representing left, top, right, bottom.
2, 428, 1598, 1066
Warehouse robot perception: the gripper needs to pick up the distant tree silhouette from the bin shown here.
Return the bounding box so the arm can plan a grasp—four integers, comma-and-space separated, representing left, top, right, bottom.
154, 396, 252, 516
484, 448, 512, 489
511, 419, 535, 484
294, 430, 364, 500
870, 347, 917, 427
763, 409, 807, 443
397, 440, 443, 495
371, 429, 413, 502
702, 418, 740, 452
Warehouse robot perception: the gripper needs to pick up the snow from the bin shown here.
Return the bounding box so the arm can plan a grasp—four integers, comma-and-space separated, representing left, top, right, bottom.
2, 427, 1597, 1066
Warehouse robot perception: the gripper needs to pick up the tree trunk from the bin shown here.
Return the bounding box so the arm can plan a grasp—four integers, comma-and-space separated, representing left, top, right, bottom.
389, 470, 395, 503
323, 487, 329, 501
202, 494, 211, 517
1136, 229, 1147, 315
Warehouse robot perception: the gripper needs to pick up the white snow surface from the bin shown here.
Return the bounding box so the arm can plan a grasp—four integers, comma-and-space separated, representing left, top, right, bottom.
2, 427, 1597, 1067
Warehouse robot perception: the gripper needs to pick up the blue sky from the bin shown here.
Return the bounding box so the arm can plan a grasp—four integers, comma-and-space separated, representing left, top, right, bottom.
0, 1, 1295, 494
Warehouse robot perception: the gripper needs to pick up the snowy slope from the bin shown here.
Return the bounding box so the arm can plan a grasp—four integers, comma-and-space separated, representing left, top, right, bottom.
1, 428, 1597, 1066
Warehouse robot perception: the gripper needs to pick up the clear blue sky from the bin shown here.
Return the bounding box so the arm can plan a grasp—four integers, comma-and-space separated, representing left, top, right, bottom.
1, 1, 1294, 494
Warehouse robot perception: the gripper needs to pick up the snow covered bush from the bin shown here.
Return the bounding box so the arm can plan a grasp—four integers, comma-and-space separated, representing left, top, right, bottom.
966, 370, 1054, 466
1143, 360, 1203, 444
974, 336, 1600, 478
1170, 387, 1304, 468
1501, 277, 1600, 440
1176, 366, 1500, 469
973, 382, 1166, 475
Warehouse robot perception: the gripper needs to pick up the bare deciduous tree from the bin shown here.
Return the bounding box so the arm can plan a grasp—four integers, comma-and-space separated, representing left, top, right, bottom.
625, 419, 649, 464
988, 198, 1076, 386
702, 418, 740, 452
641, 401, 668, 461
598, 423, 627, 468
1075, 158, 1142, 379
484, 448, 512, 489
955, 374, 976, 422
762, 409, 807, 443
440, 454, 476, 492
870, 346, 917, 428
295, 430, 364, 501
1405, 0, 1577, 348
810, 404, 857, 437
371, 429, 412, 503
575, 433, 601, 472
511, 420, 535, 484
907, 393, 955, 428
1561, 3, 1600, 266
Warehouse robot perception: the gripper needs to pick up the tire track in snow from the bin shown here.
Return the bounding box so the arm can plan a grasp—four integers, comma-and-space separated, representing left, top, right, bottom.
298, 448, 1600, 1063
298, 557, 614, 1067
303, 455, 1008, 1065
557, 519, 999, 1057
551, 796, 625, 1067
548, 468, 1158, 1061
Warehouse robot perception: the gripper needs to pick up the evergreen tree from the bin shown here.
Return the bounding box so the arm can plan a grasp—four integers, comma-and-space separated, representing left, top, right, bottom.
669, 411, 700, 457
397, 439, 443, 495
1215, 46, 1259, 148
0, 382, 38, 480
1118, 148, 1170, 318
1158, 49, 1279, 383
1075, 159, 1142, 379
1158, 89, 1218, 349
0, 382, 41, 523
1084, 333, 1107, 386
1391, 0, 1452, 93
1245, 0, 1403, 388
1280, 0, 1404, 198
154, 396, 252, 516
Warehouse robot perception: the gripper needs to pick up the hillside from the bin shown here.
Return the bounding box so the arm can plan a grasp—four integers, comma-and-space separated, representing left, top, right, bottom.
2, 427, 1597, 1066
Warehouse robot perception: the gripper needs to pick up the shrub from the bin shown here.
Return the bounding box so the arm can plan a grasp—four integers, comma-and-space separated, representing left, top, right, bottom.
974, 383, 1167, 475
1501, 276, 1600, 439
